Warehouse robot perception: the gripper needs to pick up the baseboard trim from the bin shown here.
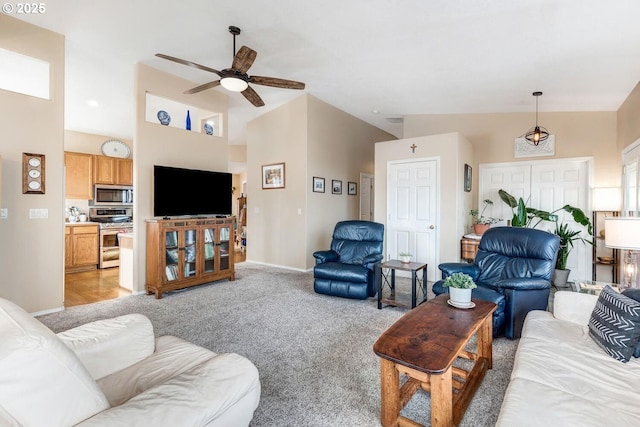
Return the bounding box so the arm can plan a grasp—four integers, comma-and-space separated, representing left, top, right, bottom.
32, 306, 64, 317
244, 260, 312, 273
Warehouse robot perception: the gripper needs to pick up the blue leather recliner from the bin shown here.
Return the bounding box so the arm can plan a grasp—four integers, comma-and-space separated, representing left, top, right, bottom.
313, 220, 384, 300
432, 226, 560, 339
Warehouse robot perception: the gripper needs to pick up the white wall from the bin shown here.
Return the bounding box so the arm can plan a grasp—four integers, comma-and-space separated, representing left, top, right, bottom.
0, 15, 65, 312
375, 133, 473, 264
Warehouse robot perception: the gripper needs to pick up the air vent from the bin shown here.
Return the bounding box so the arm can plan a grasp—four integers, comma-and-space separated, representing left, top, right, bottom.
385, 117, 404, 124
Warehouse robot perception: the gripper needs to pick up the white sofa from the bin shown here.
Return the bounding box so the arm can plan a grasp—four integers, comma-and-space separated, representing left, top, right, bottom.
497, 291, 640, 426
0, 297, 260, 427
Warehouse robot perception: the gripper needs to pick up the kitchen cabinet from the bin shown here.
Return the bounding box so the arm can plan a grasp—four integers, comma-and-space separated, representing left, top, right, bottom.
94, 155, 133, 185
65, 224, 99, 272
65, 152, 93, 200
146, 217, 235, 298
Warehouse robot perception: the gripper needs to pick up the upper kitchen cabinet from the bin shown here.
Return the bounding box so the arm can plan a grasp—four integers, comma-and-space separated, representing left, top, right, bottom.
94, 155, 133, 185
65, 152, 93, 200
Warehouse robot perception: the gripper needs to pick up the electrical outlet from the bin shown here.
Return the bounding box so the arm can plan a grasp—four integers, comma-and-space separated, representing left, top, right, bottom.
0, 208, 7, 219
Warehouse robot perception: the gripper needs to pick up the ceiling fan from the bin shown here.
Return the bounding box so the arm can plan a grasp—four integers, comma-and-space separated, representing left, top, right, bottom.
155, 26, 305, 107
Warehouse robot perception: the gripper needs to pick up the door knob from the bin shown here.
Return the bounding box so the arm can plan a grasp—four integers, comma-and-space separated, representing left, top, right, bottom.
429, 225, 435, 229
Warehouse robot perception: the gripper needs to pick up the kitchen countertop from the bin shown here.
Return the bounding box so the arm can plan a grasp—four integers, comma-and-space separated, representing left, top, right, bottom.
65, 221, 99, 226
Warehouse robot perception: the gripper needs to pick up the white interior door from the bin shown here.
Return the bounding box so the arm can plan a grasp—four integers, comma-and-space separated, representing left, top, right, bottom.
360, 173, 374, 221
387, 160, 438, 280
479, 158, 591, 282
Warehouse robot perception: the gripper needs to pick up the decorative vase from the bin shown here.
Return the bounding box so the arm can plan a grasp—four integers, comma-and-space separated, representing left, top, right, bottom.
157, 110, 171, 125
449, 287, 472, 305
399, 255, 411, 264
553, 269, 571, 288
186, 110, 191, 130
473, 223, 490, 235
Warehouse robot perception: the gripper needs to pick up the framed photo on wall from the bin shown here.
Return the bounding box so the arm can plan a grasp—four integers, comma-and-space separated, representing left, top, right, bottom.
464, 164, 472, 192
332, 180, 342, 195
348, 181, 357, 195
313, 176, 325, 193
262, 162, 285, 189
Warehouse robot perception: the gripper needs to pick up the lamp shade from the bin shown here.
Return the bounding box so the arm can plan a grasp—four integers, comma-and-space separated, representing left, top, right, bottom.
605, 217, 640, 250
592, 187, 622, 211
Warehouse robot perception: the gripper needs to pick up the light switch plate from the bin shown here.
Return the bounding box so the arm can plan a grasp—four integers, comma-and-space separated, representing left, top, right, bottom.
29, 208, 48, 219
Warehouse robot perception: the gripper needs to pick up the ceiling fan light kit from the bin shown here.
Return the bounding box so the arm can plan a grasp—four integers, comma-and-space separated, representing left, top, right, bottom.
220, 76, 248, 92
156, 25, 305, 107
522, 91, 550, 146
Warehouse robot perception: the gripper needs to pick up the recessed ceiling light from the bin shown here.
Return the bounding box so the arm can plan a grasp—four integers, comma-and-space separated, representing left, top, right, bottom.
87, 99, 99, 108
372, 109, 379, 114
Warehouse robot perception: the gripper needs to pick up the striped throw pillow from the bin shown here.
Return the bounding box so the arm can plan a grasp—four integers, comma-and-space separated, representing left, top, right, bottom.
588, 285, 640, 362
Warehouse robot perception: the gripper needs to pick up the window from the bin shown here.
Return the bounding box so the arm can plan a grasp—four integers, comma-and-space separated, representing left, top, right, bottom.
0, 48, 50, 99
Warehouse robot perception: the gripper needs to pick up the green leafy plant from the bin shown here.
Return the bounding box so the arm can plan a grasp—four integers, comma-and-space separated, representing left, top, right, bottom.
498, 189, 592, 234
469, 199, 502, 225
443, 272, 477, 289
554, 221, 594, 270
398, 252, 412, 257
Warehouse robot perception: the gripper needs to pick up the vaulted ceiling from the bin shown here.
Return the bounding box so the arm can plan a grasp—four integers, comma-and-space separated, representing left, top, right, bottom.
15, 1, 640, 149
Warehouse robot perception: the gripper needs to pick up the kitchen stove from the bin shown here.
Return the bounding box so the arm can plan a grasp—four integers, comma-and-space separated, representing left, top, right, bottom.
89, 207, 133, 268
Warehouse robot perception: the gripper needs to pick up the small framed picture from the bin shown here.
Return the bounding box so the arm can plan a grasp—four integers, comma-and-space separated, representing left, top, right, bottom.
348, 182, 357, 195
464, 164, 472, 192
262, 162, 285, 189
332, 180, 342, 195
313, 176, 325, 193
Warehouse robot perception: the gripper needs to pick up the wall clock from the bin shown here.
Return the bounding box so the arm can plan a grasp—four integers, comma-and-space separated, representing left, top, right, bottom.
22, 153, 45, 194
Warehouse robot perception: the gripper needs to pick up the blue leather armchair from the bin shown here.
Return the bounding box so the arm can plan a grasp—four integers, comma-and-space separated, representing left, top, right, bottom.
433, 227, 560, 339
313, 220, 384, 300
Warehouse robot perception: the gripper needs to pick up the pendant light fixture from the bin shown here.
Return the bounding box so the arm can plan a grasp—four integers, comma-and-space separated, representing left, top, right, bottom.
523, 91, 549, 146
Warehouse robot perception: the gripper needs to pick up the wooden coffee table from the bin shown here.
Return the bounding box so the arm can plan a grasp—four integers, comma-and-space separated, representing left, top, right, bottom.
373, 294, 496, 427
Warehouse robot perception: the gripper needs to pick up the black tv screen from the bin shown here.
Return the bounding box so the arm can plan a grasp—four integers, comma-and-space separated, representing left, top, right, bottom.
154, 165, 232, 217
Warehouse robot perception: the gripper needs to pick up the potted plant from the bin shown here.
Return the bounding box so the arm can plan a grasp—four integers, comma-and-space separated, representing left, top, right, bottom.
469, 199, 502, 235
443, 272, 477, 307
398, 252, 412, 263
552, 221, 594, 288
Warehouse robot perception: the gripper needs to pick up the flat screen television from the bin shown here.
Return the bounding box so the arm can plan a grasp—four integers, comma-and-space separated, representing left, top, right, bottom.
153, 165, 232, 217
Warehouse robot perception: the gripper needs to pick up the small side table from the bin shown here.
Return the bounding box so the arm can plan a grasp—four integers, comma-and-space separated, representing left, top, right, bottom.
376, 260, 428, 309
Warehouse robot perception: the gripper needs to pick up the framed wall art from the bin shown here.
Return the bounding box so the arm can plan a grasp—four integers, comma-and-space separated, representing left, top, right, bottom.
22, 152, 45, 194
313, 176, 325, 193
262, 162, 285, 189
464, 163, 472, 192
348, 181, 357, 195
332, 180, 342, 195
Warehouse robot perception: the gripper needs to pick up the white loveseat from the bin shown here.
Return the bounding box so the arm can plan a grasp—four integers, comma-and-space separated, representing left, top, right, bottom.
0, 297, 260, 427
497, 291, 640, 426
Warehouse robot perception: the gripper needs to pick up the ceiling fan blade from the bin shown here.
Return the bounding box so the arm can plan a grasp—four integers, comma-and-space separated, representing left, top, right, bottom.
155, 53, 222, 76
232, 46, 257, 74
242, 85, 265, 107
250, 76, 305, 90
183, 80, 221, 95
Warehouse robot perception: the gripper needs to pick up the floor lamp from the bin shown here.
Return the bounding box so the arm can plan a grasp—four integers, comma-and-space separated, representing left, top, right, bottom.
605, 217, 640, 288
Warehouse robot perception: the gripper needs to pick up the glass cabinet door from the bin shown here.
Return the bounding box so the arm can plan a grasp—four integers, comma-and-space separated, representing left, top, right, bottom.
219, 226, 230, 271
183, 228, 197, 278
164, 230, 179, 281
203, 227, 215, 274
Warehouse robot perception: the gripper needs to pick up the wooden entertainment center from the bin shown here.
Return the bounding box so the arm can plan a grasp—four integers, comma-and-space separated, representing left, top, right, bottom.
145, 217, 235, 298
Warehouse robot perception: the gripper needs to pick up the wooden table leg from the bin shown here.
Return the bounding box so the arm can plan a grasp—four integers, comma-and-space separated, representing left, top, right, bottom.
478, 315, 493, 369
430, 365, 453, 427
380, 358, 400, 427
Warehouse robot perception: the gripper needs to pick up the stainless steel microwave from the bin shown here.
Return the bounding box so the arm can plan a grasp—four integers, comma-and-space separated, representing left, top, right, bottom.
90, 184, 133, 206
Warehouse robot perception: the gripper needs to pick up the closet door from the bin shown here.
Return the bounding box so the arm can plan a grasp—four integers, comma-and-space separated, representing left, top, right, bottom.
478, 165, 531, 224
479, 159, 592, 282
530, 161, 591, 280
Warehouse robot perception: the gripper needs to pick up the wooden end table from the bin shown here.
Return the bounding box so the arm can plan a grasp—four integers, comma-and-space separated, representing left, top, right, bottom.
376, 260, 428, 309
373, 294, 497, 427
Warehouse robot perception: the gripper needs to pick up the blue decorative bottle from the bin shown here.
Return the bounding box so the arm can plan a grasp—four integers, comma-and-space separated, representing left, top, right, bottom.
186, 110, 191, 130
